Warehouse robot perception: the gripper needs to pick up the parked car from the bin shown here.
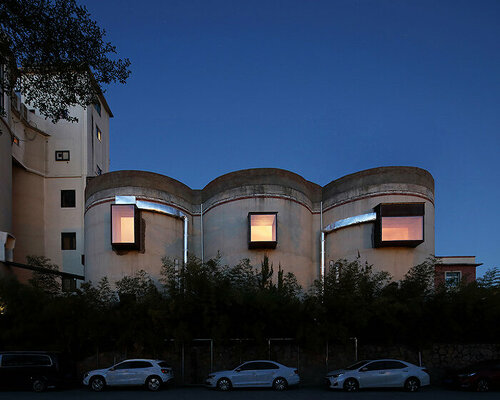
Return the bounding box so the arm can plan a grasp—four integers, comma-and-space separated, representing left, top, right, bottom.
0, 351, 76, 392
443, 359, 500, 392
206, 360, 300, 391
82, 359, 174, 391
325, 359, 430, 392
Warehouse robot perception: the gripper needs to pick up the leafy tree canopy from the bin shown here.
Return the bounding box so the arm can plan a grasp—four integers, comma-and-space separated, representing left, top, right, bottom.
0, 0, 130, 122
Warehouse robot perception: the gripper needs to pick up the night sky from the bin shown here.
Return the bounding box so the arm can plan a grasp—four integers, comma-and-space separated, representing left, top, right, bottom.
83, 0, 499, 276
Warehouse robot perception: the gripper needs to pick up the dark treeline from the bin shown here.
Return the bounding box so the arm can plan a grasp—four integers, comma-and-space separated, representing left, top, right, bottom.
0, 255, 498, 362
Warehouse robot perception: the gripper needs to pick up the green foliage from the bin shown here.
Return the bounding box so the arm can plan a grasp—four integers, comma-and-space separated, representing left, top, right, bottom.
0, 256, 498, 360
0, 0, 130, 121
26, 255, 61, 295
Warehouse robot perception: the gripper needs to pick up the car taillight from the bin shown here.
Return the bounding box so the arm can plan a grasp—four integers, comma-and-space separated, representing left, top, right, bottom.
294, 369, 299, 374
161, 368, 171, 374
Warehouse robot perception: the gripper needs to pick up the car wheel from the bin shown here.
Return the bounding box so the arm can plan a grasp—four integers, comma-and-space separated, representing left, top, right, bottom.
90, 376, 106, 392
343, 378, 359, 392
404, 377, 420, 392
273, 377, 288, 391
217, 377, 232, 391
476, 378, 489, 392
32, 378, 47, 392
146, 375, 162, 391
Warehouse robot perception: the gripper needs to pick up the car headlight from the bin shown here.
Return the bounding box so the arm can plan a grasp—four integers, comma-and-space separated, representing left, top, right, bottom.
208, 374, 215, 379
327, 373, 344, 378
83, 372, 89, 378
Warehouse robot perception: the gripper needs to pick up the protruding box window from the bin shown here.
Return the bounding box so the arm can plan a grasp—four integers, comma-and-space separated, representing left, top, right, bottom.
374, 203, 424, 247
111, 204, 140, 250
248, 212, 277, 249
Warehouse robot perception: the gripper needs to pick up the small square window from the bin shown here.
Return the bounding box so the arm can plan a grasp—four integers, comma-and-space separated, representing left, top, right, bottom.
248, 212, 277, 249
96, 125, 102, 142
61, 190, 76, 208
61, 232, 76, 250
445, 271, 461, 288
111, 204, 140, 250
62, 277, 77, 292
96, 165, 102, 176
55, 150, 70, 161
374, 203, 424, 247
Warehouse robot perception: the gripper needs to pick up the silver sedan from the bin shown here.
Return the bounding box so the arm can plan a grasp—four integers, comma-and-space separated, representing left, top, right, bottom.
325, 359, 430, 392
206, 360, 300, 391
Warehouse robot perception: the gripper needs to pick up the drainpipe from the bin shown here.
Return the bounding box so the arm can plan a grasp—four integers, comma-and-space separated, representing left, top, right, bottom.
183, 216, 188, 266
320, 202, 324, 281
200, 203, 204, 264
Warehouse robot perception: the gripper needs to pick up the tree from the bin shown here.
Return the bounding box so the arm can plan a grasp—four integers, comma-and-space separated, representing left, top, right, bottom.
0, 0, 130, 122
26, 255, 61, 295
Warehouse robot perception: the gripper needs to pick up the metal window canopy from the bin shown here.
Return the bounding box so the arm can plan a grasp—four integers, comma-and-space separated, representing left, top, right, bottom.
323, 212, 377, 233
115, 196, 188, 265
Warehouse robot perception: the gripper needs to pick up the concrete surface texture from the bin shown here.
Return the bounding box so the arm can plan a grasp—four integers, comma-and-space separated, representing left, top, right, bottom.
84, 166, 435, 288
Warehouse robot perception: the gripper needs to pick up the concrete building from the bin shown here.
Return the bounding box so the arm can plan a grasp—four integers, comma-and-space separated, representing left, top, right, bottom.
0, 79, 480, 290
83, 167, 479, 289
0, 85, 111, 285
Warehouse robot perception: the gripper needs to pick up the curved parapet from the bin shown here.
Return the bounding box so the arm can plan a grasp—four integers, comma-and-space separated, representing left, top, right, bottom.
84, 166, 435, 287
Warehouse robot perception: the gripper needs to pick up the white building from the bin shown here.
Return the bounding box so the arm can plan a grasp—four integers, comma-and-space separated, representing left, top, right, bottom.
0, 82, 111, 285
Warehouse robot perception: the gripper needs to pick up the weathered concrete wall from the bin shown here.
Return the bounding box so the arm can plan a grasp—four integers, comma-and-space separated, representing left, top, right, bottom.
84, 167, 435, 288
11, 165, 45, 265
203, 196, 315, 288
85, 198, 186, 285
0, 120, 12, 233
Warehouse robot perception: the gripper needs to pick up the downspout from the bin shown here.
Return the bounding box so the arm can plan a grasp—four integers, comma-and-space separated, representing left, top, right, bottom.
320, 201, 325, 281
200, 203, 204, 264
183, 216, 188, 266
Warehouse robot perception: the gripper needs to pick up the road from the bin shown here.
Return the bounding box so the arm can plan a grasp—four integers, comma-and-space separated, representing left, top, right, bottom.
0, 386, 497, 400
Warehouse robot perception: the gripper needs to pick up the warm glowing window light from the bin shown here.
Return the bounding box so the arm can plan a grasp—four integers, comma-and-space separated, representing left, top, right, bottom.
381, 216, 423, 241
112, 205, 136, 244
250, 214, 276, 242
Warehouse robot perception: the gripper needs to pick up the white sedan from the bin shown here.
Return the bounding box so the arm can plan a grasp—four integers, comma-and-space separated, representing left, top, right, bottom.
206, 360, 300, 391
325, 359, 430, 392
83, 359, 174, 391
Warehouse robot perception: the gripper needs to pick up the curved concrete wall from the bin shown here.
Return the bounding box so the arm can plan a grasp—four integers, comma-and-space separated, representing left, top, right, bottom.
85, 167, 434, 287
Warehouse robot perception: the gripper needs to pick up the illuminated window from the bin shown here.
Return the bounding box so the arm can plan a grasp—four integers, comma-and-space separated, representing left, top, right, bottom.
12, 135, 20, 145
248, 212, 277, 249
445, 271, 461, 288
374, 203, 424, 247
61, 232, 76, 250
111, 204, 140, 249
96, 125, 102, 142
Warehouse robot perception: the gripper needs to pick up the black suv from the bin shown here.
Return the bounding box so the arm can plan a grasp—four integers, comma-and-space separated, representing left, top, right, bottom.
0, 352, 75, 392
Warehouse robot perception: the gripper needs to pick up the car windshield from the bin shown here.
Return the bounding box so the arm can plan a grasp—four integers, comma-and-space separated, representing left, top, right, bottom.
345, 361, 370, 370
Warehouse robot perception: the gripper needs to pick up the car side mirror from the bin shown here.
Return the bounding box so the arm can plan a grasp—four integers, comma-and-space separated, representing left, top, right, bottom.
235, 368, 241, 372
109, 367, 115, 371
360, 367, 368, 372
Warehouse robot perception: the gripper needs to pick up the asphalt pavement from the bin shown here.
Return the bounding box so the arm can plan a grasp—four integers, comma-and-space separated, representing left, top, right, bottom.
0, 386, 498, 400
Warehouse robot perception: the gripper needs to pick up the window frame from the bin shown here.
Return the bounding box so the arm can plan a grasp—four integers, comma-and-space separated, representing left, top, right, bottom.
111, 204, 141, 250
248, 212, 278, 249
445, 271, 462, 288
55, 150, 70, 161
61, 190, 76, 208
373, 203, 425, 248
61, 232, 76, 250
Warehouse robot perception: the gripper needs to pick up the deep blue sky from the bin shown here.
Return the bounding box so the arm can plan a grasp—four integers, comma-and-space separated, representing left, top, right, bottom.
83, 0, 499, 276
